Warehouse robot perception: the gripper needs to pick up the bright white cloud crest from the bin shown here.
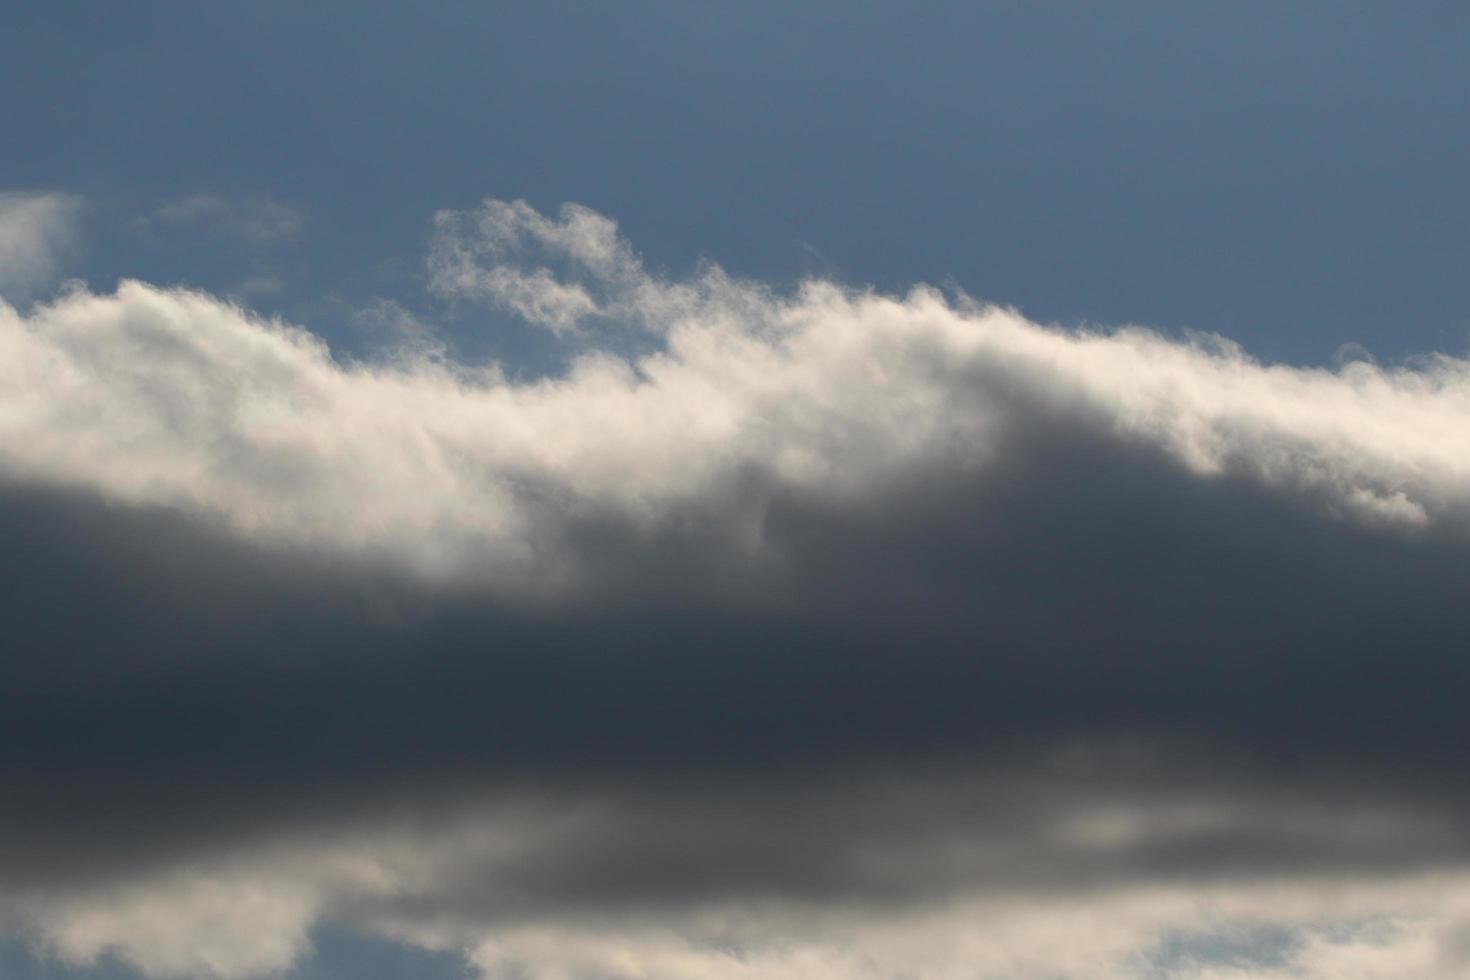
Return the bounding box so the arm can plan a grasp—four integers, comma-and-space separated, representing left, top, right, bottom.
1, 199, 1467, 590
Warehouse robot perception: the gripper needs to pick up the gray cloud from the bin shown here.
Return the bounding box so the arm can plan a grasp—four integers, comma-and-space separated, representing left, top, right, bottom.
2, 201, 1470, 978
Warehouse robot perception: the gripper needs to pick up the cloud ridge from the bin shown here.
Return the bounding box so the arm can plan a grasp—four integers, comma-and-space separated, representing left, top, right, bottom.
1, 199, 1467, 592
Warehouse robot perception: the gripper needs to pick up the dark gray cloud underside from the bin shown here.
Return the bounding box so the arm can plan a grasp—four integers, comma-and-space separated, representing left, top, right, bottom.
3, 415, 1468, 899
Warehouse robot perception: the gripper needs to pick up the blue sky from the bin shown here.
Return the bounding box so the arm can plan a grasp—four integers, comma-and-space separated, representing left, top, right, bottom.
5, 5, 1470, 980
4, 1, 1467, 365
0, 929, 468, 980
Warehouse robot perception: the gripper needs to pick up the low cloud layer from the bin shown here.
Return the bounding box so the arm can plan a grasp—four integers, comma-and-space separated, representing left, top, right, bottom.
2, 199, 1470, 979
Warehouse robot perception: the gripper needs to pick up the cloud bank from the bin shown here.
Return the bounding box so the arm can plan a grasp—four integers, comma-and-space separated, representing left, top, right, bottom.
2, 199, 1470, 979
5, 199, 1469, 583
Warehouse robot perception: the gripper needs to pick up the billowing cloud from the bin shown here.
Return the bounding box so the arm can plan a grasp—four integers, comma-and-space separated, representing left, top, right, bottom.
5, 199, 1469, 584
2, 200, 1470, 979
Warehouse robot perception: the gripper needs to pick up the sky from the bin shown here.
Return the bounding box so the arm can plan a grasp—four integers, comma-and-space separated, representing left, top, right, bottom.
2, 3, 1470, 979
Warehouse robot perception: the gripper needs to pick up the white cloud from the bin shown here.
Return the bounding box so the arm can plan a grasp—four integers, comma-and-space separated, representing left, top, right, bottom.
428, 199, 756, 336
0, 191, 82, 302
444, 885, 1470, 980
34, 872, 319, 980
0, 199, 1466, 591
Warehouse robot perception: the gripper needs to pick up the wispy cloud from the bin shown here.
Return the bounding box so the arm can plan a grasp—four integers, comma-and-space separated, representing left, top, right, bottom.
0, 191, 82, 303
143, 193, 305, 248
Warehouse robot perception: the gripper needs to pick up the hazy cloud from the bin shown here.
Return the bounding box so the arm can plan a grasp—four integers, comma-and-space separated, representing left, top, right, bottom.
0, 191, 82, 302
144, 194, 305, 248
